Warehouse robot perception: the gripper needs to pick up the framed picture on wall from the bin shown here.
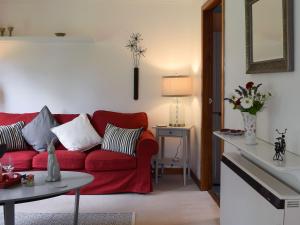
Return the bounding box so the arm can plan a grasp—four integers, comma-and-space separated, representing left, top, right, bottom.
245, 0, 294, 74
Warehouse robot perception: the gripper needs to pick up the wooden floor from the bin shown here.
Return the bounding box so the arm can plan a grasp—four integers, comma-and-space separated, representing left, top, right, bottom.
7, 175, 220, 225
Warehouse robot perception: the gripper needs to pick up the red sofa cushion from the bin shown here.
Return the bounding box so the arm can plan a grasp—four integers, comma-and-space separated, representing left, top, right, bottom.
1, 150, 38, 171
85, 150, 137, 172
32, 150, 86, 170
92, 110, 148, 136
0, 112, 38, 125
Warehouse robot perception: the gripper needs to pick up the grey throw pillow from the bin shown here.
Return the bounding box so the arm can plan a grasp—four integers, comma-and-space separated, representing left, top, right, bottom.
22, 106, 60, 152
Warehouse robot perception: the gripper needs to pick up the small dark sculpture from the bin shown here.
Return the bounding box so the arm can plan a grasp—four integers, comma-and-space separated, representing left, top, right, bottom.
0, 28, 5, 36
0, 144, 7, 158
7, 26, 14, 37
273, 129, 287, 161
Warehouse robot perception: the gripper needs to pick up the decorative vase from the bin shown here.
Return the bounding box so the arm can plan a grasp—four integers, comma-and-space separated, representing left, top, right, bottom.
241, 112, 257, 145
134, 67, 139, 100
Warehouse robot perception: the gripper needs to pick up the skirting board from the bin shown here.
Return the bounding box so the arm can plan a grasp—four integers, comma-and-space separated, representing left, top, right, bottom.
190, 170, 201, 189
208, 190, 220, 207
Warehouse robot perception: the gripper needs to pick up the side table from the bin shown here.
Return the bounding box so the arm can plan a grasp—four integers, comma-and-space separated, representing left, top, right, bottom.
153, 126, 193, 186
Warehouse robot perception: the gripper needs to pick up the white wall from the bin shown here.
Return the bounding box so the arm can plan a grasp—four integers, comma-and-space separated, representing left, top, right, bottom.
0, 0, 203, 177
224, 0, 300, 193
225, 0, 300, 156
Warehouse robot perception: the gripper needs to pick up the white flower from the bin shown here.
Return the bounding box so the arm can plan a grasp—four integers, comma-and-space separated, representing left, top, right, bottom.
240, 97, 253, 109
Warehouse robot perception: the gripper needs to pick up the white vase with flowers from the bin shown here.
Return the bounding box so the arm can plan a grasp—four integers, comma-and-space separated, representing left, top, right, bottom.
225, 82, 271, 145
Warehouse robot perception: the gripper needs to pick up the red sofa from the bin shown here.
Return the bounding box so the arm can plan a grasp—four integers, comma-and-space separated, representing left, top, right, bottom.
0, 110, 158, 194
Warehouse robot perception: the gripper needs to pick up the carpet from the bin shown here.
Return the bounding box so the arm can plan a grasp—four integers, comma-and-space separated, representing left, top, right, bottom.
0, 212, 135, 225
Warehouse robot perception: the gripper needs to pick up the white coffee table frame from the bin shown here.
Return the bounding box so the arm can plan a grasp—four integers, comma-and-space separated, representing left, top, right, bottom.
0, 171, 94, 225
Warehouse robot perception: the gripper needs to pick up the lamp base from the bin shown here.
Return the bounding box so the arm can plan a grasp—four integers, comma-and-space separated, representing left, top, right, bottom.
169, 98, 185, 128
169, 123, 185, 127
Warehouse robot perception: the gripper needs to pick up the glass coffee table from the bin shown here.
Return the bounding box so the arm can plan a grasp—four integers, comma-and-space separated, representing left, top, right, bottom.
0, 171, 94, 225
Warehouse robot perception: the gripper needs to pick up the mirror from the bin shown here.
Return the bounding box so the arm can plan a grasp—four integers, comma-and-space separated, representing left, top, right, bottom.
245, 0, 294, 74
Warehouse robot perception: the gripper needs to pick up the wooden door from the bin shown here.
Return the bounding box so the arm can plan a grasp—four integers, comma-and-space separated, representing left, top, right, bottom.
200, 0, 225, 191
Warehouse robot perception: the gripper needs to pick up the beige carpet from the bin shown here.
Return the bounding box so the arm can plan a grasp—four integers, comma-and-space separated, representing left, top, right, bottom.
0, 213, 135, 225
1, 175, 219, 225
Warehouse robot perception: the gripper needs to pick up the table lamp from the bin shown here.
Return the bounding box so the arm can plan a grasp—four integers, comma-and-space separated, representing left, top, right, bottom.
161, 75, 193, 127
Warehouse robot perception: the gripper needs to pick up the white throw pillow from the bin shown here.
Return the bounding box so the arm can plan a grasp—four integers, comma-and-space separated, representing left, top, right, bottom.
51, 114, 102, 151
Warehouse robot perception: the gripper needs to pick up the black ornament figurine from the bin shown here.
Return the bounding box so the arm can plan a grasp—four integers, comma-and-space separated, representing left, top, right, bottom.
273, 129, 287, 161
7, 26, 14, 37
0, 27, 5, 37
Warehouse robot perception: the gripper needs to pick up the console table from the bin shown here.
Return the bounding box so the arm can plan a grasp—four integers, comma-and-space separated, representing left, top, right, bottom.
214, 131, 300, 225
213, 131, 300, 173
221, 152, 300, 225
153, 126, 193, 186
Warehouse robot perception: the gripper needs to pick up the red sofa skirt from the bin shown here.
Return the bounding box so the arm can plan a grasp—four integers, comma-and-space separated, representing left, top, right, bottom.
79, 169, 152, 194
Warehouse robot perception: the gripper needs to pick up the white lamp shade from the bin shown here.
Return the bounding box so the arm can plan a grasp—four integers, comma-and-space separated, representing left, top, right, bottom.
161, 76, 193, 97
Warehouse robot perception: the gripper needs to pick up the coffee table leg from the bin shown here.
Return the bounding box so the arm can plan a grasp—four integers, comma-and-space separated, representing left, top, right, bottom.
3, 202, 15, 225
74, 188, 80, 225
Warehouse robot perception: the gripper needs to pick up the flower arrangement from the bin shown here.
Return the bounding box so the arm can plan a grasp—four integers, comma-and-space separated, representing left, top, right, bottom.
126, 33, 146, 68
225, 82, 271, 115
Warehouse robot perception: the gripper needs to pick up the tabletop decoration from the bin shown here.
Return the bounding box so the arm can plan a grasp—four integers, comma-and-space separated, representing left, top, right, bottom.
21, 174, 35, 186
225, 81, 271, 145
46, 139, 61, 182
0, 173, 21, 188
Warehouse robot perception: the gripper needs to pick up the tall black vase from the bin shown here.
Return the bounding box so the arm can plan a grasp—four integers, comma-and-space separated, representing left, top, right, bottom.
134, 67, 139, 100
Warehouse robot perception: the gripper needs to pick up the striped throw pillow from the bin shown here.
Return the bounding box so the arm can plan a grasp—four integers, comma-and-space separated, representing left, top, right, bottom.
102, 123, 143, 156
0, 121, 27, 150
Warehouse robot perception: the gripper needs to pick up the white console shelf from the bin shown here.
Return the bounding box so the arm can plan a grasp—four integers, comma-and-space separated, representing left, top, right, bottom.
0, 36, 94, 43
214, 131, 300, 172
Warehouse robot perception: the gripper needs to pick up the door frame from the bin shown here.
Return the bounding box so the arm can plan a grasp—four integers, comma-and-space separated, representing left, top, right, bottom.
200, 0, 225, 191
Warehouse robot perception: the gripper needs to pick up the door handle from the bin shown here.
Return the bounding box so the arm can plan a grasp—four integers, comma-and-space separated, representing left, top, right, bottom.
209, 98, 213, 104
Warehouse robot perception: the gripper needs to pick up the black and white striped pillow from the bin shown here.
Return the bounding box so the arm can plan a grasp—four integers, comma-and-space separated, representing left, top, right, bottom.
102, 123, 142, 156
0, 121, 27, 150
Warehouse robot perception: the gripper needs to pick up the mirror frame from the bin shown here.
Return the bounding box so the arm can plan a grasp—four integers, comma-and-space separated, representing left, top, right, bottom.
245, 0, 294, 74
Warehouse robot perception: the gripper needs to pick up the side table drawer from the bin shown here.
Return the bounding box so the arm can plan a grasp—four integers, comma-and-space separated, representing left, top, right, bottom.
158, 129, 183, 137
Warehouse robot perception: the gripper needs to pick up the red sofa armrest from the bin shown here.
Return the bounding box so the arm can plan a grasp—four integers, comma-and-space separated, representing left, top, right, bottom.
135, 130, 158, 193
136, 130, 158, 157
